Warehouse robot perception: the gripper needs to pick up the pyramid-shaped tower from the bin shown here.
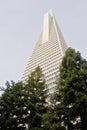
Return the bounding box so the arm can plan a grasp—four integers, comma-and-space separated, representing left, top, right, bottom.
21, 11, 67, 95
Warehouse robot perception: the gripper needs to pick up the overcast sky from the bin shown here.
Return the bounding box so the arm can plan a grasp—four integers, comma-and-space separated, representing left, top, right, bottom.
0, 0, 87, 86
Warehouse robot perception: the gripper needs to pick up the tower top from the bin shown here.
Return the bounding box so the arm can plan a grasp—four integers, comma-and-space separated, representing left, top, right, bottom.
42, 10, 53, 43
42, 10, 67, 52
48, 9, 53, 16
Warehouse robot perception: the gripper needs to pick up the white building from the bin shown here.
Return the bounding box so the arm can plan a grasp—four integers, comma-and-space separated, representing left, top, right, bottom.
21, 11, 67, 95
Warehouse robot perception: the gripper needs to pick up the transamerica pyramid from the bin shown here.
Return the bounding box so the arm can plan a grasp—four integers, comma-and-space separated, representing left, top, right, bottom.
21, 11, 67, 95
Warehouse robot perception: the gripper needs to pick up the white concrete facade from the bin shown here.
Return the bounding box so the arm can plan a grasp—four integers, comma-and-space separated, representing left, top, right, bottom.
21, 11, 67, 95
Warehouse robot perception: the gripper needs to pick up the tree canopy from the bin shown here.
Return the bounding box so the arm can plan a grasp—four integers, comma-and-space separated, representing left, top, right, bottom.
54, 48, 87, 130
0, 67, 47, 130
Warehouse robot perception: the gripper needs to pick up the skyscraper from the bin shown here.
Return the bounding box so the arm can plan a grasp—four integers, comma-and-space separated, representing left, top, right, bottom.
21, 11, 67, 95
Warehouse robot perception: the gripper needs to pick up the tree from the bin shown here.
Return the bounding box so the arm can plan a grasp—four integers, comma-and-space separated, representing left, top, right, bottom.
0, 82, 26, 130
42, 106, 66, 130
0, 66, 47, 130
24, 66, 47, 130
55, 48, 87, 130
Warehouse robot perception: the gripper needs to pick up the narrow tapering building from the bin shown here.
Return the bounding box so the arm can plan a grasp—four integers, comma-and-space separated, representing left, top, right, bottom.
21, 11, 67, 95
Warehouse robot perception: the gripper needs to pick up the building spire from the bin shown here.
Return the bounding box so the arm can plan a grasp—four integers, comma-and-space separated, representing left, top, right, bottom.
48, 9, 53, 16
42, 10, 52, 43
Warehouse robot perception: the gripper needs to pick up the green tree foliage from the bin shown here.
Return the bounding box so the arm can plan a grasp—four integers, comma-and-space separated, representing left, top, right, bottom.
42, 106, 66, 130
55, 48, 87, 130
24, 66, 47, 130
0, 82, 26, 130
0, 67, 47, 130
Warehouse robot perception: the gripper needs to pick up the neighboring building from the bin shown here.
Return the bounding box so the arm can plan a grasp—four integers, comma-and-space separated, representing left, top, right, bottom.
21, 11, 67, 96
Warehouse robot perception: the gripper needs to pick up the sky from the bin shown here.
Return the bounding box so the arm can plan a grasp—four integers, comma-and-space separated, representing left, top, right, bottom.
0, 0, 87, 86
